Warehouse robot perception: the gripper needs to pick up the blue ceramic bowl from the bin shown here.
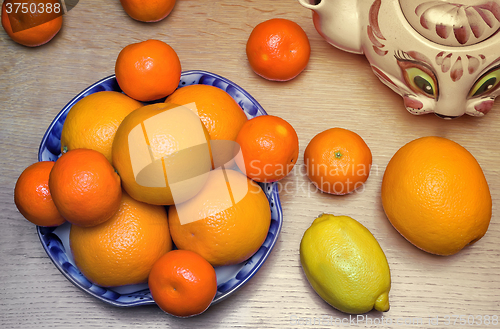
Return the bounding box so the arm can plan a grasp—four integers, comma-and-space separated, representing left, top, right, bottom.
37, 70, 283, 307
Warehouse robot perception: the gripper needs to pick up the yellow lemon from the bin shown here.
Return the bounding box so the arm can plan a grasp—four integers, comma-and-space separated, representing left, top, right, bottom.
300, 214, 391, 314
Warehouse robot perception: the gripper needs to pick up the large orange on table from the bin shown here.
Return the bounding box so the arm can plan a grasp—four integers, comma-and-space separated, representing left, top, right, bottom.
60, 91, 142, 163
148, 250, 217, 317
304, 128, 372, 195
381, 136, 492, 256
1, 0, 63, 47
235, 115, 299, 183
120, 0, 176, 22
14, 161, 65, 227
169, 169, 271, 267
70, 191, 172, 287
49, 149, 122, 227
115, 39, 181, 102
246, 18, 310, 81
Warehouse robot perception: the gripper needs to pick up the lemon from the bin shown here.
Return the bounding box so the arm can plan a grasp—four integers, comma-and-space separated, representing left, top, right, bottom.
300, 214, 391, 314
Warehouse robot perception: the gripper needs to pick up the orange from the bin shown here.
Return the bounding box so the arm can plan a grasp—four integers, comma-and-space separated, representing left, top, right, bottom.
165, 84, 248, 141
168, 169, 271, 267
235, 115, 299, 183
246, 18, 311, 81
165, 84, 248, 168
304, 128, 372, 195
148, 250, 217, 317
381, 136, 492, 256
115, 39, 181, 102
112, 102, 212, 205
120, 0, 176, 22
60, 91, 142, 163
1, 0, 62, 47
70, 191, 172, 287
49, 149, 122, 227
14, 161, 65, 227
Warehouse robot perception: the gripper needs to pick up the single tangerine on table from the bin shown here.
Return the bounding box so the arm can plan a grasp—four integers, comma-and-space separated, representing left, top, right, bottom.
304, 128, 372, 195
70, 191, 172, 287
148, 250, 217, 318
235, 115, 299, 183
120, 0, 176, 22
1, 0, 63, 47
14, 161, 65, 227
246, 18, 311, 81
49, 149, 122, 227
381, 136, 492, 256
115, 39, 181, 102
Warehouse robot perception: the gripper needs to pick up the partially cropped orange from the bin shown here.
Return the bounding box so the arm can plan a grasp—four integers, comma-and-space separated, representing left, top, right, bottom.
14, 161, 65, 227
70, 191, 172, 287
304, 128, 372, 195
166, 84, 248, 168
49, 149, 122, 227
235, 115, 299, 183
381, 136, 492, 256
115, 39, 181, 102
149, 250, 217, 317
165, 84, 248, 141
60, 91, 142, 163
120, 0, 176, 22
1, 0, 63, 47
112, 102, 212, 205
246, 18, 310, 81
169, 169, 271, 267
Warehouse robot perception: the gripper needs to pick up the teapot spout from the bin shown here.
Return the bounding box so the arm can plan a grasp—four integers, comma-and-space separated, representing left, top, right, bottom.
298, 0, 363, 54
298, 0, 322, 10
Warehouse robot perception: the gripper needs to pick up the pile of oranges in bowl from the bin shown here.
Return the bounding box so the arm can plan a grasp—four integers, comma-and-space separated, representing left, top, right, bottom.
14, 39, 301, 317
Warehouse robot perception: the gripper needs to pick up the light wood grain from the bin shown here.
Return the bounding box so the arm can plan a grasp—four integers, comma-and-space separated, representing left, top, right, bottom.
1, 1, 499, 328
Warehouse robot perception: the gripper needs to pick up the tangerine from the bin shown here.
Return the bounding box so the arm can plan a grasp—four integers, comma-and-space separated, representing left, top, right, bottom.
148, 250, 217, 317
1, 0, 63, 47
14, 161, 65, 227
115, 39, 181, 102
304, 128, 372, 195
120, 0, 176, 22
246, 18, 310, 81
235, 115, 299, 183
49, 149, 122, 227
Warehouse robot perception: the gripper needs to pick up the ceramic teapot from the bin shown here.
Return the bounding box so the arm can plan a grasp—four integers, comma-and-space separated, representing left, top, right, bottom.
298, 0, 500, 118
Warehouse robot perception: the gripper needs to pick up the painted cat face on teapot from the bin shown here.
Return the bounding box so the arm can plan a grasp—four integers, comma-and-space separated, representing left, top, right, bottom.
299, 0, 500, 118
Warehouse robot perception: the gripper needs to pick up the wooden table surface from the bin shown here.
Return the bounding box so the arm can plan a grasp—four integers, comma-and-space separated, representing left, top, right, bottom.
1, 1, 499, 328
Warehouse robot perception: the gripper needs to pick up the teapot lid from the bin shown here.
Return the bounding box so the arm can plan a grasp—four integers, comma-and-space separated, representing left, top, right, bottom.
400, 0, 500, 46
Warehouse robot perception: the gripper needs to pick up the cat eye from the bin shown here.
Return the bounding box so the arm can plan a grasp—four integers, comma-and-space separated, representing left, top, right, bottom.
396, 57, 438, 99
406, 68, 436, 97
469, 67, 500, 98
